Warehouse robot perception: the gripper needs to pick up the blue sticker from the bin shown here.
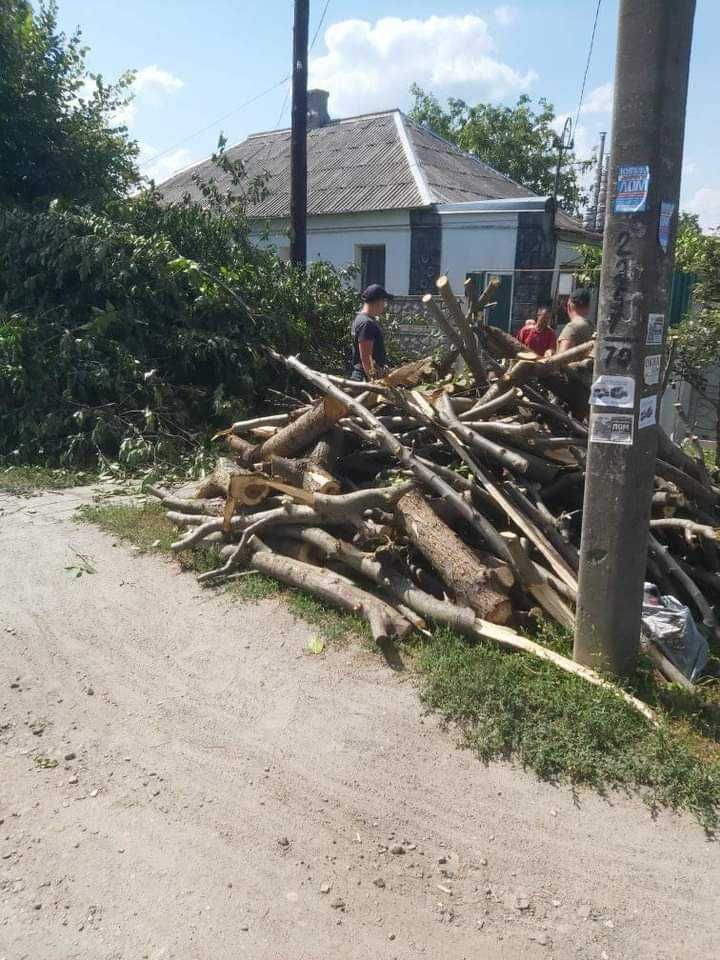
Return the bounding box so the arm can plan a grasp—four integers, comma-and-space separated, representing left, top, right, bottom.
614, 165, 650, 214
659, 201, 674, 252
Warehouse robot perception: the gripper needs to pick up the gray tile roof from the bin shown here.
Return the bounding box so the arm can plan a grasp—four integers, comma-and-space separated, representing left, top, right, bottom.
157, 109, 590, 235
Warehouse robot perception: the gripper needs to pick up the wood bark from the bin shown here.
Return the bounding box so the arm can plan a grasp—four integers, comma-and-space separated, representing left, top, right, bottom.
196, 457, 269, 505
246, 538, 413, 644
395, 489, 512, 623
257, 396, 347, 461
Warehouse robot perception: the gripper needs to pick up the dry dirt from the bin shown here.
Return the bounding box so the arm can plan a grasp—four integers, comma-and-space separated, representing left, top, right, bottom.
1, 486, 719, 960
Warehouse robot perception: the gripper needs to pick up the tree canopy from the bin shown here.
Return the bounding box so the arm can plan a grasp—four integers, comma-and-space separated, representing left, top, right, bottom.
0, 0, 139, 208
408, 85, 589, 215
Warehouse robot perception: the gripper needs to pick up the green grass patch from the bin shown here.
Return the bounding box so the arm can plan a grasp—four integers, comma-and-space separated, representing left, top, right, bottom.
0, 465, 95, 495
77, 500, 720, 831
416, 626, 720, 832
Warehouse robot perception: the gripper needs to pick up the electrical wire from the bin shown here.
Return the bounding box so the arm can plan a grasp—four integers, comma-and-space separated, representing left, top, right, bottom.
141, 0, 331, 172
310, 0, 331, 50
573, 0, 604, 139
139, 74, 290, 171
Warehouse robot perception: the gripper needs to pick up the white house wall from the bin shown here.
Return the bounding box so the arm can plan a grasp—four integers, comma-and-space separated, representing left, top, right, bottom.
437, 210, 518, 291
251, 210, 412, 294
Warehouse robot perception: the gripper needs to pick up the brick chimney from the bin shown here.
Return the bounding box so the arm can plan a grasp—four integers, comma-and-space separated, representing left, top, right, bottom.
307, 89, 330, 129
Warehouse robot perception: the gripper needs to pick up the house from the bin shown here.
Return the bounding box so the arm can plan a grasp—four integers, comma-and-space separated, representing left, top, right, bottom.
158, 90, 600, 331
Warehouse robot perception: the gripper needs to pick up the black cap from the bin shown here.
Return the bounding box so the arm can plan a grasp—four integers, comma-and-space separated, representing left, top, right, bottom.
361, 283, 393, 303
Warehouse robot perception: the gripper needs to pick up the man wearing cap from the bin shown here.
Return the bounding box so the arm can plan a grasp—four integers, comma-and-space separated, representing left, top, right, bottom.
350, 283, 393, 381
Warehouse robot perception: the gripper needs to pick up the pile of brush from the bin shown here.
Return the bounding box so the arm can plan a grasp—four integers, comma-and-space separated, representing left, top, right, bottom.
148, 276, 720, 721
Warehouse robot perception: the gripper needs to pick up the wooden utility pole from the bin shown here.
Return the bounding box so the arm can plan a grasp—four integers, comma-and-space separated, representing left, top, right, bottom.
575, 0, 696, 675
289, 0, 309, 266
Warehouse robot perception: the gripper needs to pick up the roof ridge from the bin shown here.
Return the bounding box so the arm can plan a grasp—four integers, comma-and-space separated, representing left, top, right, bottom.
246, 107, 403, 141
393, 113, 432, 206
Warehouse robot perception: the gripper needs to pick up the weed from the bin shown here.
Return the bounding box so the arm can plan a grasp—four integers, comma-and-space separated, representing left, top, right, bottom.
0, 465, 94, 496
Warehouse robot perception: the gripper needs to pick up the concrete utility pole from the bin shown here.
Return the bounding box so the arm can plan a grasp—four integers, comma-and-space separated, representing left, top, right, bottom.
290, 0, 309, 266
575, 0, 697, 675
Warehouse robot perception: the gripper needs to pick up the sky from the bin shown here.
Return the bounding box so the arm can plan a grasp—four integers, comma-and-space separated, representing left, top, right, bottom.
54, 0, 720, 230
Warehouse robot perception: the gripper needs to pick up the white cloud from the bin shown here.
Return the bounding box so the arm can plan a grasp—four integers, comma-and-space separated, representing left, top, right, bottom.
685, 187, 720, 233
133, 65, 184, 96
581, 82, 613, 115
494, 5, 518, 26
309, 15, 536, 117
138, 144, 193, 184
683, 161, 697, 176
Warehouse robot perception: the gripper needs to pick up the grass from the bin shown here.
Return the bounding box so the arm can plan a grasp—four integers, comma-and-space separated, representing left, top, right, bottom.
0, 464, 95, 495
77, 499, 720, 833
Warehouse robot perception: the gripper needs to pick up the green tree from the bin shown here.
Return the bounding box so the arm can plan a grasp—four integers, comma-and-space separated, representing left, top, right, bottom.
672, 220, 720, 463
0, 0, 139, 207
408, 85, 589, 214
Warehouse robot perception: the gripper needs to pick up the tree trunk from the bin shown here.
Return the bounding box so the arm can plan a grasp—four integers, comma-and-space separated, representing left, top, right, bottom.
196, 457, 269, 504
395, 489, 512, 624
247, 540, 413, 644
257, 396, 347, 461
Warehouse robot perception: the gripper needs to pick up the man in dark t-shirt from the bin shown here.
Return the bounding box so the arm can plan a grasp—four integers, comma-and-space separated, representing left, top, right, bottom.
350, 283, 392, 381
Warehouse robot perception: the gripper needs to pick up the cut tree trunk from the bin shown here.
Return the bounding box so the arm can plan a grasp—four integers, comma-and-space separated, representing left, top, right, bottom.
246, 538, 413, 644
395, 489, 512, 624
257, 396, 347, 461
196, 457, 269, 504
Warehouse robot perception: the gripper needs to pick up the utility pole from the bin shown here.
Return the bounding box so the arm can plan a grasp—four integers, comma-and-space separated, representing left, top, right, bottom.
575, 0, 697, 675
553, 117, 573, 205
290, 0, 309, 266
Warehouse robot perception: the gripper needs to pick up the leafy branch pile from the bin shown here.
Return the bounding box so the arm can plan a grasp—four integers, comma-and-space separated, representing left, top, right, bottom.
0, 198, 358, 470
148, 275, 720, 725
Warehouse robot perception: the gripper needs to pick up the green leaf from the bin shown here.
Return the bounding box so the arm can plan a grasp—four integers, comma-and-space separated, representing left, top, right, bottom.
305, 636, 325, 656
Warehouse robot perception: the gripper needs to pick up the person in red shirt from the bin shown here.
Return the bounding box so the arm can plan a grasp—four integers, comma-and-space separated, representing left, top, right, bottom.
517, 303, 557, 356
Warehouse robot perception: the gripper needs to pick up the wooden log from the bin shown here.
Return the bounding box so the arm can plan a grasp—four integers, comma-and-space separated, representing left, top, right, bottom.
258, 396, 347, 461
647, 532, 720, 643
246, 539, 413, 644
395, 489, 512, 624
434, 393, 559, 484
227, 435, 261, 465
423, 294, 487, 387
458, 388, 520, 421
500, 532, 575, 631
271, 350, 514, 565
287, 525, 655, 724
195, 457, 269, 504
656, 426, 709, 485
270, 455, 341, 495
649, 518, 718, 541
230, 413, 290, 436
655, 459, 720, 512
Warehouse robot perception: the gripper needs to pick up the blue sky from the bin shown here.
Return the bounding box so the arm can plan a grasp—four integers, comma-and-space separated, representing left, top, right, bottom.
55, 0, 719, 229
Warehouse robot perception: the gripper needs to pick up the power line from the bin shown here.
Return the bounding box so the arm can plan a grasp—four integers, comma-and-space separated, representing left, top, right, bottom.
573, 0, 604, 138
141, 0, 331, 172
139, 75, 290, 172
310, 0, 331, 50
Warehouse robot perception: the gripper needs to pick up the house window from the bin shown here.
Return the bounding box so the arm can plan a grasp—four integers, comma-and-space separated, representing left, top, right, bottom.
358, 245, 386, 289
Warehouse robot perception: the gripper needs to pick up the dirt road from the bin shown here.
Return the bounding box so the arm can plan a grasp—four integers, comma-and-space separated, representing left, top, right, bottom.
1, 486, 718, 960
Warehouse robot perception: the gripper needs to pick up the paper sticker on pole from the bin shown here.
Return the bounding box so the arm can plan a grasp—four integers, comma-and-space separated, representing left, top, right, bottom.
614, 165, 650, 214
644, 354, 662, 385
646, 314, 665, 346
590, 412, 634, 445
590, 375, 635, 409
638, 395, 657, 429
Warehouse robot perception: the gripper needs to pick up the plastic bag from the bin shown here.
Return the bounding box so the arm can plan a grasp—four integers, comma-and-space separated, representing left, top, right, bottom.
642, 582, 709, 682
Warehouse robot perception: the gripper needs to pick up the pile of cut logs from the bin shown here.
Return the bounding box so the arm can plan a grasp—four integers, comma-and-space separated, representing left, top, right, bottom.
149, 276, 720, 721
